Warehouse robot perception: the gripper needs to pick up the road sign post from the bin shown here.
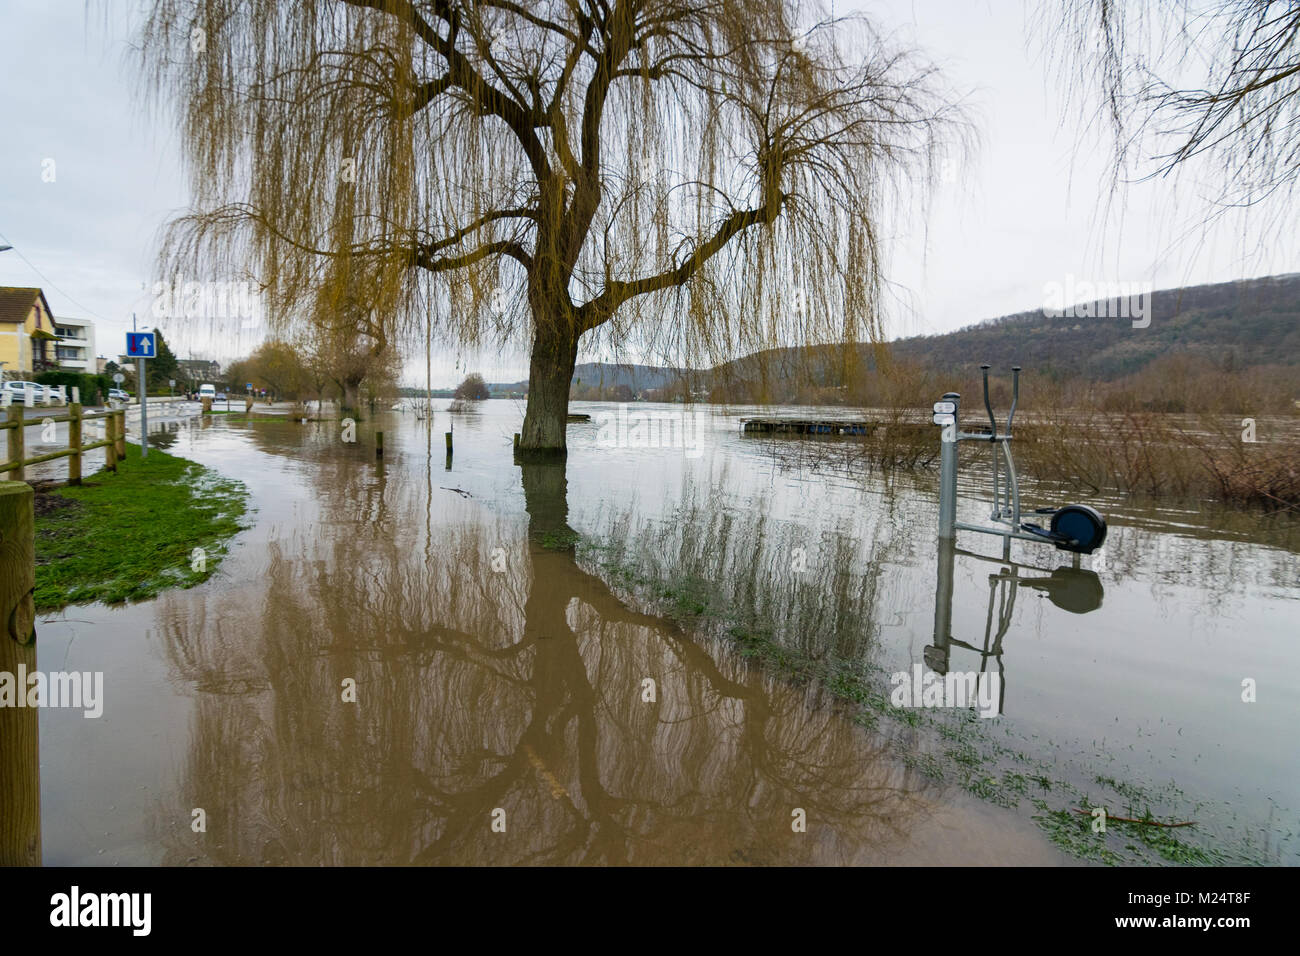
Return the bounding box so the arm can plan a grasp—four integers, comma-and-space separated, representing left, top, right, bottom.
126, 331, 156, 459
137, 358, 147, 458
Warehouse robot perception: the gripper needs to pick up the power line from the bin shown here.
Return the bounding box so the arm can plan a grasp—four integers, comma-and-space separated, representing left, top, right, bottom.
0, 230, 112, 323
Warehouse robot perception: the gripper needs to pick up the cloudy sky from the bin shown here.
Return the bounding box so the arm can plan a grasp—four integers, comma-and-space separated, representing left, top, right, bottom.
1, 0, 1294, 387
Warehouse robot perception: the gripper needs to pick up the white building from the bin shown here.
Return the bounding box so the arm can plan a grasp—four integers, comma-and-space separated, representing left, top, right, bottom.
52, 316, 95, 371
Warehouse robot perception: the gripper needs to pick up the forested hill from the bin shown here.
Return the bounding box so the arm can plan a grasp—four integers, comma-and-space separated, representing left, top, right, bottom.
480, 274, 1298, 399
491, 362, 685, 396
890, 272, 1300, 378
700, 272, 1300, 391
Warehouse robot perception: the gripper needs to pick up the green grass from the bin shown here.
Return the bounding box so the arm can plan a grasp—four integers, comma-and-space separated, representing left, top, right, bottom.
33, 444, 250, 610
537, 528, 582, 551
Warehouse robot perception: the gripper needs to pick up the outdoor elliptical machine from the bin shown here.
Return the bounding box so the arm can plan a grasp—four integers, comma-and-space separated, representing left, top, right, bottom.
924, 365, 1107, 716
931, 365, 1107, 556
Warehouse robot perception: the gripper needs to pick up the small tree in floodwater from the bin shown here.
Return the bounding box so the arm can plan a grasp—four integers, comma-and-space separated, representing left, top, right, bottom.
453, 373, 490, 401
135, 0, 964, 453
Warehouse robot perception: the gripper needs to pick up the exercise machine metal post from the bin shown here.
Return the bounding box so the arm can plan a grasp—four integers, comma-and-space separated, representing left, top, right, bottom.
932, 365, 1107, 557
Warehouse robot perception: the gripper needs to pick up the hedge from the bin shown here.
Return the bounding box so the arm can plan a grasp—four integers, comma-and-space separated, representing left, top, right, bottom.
35, 370, 114, 403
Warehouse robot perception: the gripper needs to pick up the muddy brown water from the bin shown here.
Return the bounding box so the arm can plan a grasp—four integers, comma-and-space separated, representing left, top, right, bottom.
30, 401, 1299, 865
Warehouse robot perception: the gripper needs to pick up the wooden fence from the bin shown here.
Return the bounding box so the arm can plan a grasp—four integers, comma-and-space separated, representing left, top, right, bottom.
1, 404, 127, 483
1, 386, 127, 864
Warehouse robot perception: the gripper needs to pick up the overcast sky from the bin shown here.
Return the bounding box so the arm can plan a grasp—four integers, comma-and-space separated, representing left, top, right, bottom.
1, 0, 1294, 387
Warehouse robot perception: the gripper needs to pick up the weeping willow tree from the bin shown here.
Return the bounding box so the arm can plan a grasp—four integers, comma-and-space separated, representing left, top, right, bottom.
136, 0, 963, 452
1048, 0, 1300, 235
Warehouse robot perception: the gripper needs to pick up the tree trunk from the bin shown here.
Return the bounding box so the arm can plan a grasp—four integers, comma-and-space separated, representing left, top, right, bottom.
341, 379, 362, 418
519, 319, 579, 456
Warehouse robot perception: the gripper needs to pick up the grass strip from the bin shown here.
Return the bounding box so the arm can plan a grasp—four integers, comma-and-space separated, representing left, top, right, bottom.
33, 444, 250, 610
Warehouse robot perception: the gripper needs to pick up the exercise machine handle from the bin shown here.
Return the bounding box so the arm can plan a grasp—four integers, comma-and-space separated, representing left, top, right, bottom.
1007, 366, 1020, 433
980, 364, 997, 440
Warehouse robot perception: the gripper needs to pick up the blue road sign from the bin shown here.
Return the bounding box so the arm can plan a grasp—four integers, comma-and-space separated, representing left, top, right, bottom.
126, 331, 156, 358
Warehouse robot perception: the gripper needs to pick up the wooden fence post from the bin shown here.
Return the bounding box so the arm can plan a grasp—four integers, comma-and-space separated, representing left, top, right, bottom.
0, 480, 40, 865
105, 412, 117, 472
6, 406, 23, 482
68, 402, 82, 485
114, 410, 126, 461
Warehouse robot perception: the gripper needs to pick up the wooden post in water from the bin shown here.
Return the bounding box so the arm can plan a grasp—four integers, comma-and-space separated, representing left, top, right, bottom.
376, 431, 384, 458
6, 406, 24, 482
0, 480, 40, 865
513, 433, 520, 451
69, 402, 82, 485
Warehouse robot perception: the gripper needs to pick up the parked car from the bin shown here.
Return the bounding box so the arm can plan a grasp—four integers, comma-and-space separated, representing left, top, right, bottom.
108, 388, 130, 403
216, 392, 228, 402
3, 381, 46, 403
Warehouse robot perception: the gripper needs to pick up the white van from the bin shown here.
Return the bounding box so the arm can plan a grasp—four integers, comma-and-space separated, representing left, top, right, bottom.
199, 384, 217, 400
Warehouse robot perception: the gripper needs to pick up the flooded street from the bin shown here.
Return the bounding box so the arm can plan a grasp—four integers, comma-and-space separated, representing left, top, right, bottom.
34, 402, 1298, 865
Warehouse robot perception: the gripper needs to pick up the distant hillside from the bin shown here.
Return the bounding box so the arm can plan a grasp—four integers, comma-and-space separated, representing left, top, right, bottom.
493, 361, 687, 396
464, 274, 1298, 403
571, 362, 686, 391
894, 273, 1300, 377
699, 273, 1300, 397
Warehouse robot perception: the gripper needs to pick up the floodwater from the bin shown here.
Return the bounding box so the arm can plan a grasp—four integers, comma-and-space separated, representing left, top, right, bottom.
30, 400, 1299, 865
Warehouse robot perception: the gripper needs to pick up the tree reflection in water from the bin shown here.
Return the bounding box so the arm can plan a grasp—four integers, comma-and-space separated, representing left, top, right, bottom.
151, 454, 949, 865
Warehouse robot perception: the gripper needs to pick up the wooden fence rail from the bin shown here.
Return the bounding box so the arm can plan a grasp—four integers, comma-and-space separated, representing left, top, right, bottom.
1, 404, 126, 482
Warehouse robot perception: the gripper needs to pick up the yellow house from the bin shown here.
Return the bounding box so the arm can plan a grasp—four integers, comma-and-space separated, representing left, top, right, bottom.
0, 287, 57, 378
